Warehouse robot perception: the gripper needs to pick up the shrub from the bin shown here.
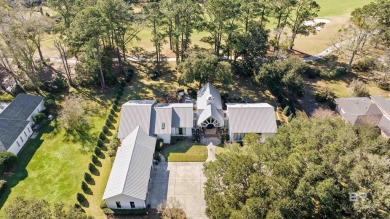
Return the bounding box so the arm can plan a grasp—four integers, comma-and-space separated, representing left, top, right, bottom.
155, 139, 164, 152
114, 99, 119, 105
328, 100, 337, 110
100, 201, 108, 209
115, 94, 121, 101
92, 155, 99, 164
120, 80, 126, 87
111, 208, 148, 215
45, 94, 55, 101
81, 181, 89, 192
94, 147, 102, 156
99, 132, 106, 141
350, 79, 370, 97
319, 70, 337, 79
353, 57, 376, 72
97, 139, 104, 148
154, 152, 161, 161
110, 108, 115, 115
283, 106, 290, 116
0, 152, 17, 174
288, 114, 294, 122
88, 163, 96, 173
41, 74, 68, 93
110, 138, 118, 150
0, 180, 6, 195
377, 80, 390, 91
102, 208, 114, 215
76, 193, 86, 203
117, 89, 123, 96
84, 172, 93, 183
108, 150, 116, 157
33, 113, 46, 124
105, 119, 112, 127
112, 104, 118, 111
335, 67, 347, 76
102, 126, 109, 134
108, 114, 114, 121
125, 68, 134, 82
314, 87, 335, 103
305, 67, 320, 79
44, 99, 56, 110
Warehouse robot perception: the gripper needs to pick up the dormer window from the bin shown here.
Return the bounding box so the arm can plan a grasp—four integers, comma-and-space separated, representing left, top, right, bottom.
162, 122, 165, 129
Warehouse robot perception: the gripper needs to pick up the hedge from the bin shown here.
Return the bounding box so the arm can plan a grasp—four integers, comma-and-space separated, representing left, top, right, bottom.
111, 208, 148, 215
105, 119, 112, 127
77, 193, 86, 203
0, 180, 6, 195
99, 132, 106, 141
0, 152, 17, 174
97, 139, 104, 148
102, 126, 109, 134
108, 114, 114, 121
84, 172, 93, 183
81, 181, 89, 192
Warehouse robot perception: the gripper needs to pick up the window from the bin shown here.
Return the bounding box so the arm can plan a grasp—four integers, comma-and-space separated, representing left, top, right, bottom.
162, 122, 165, 129
116, 201, 121, 208
130, 202, 135, 209
20, 136, 24, 143
178, 128, 184, 135
24, 131, 27, 137
233, 133, 246, 141
17, 141, 20, 147
28, 127, 32, 133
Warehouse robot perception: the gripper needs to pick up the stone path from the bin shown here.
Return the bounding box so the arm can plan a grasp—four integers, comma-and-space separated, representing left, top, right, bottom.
206, 142, 217, 162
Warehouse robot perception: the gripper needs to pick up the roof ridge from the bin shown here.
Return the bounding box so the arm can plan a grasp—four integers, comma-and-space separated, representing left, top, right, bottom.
120, 126, 140, 195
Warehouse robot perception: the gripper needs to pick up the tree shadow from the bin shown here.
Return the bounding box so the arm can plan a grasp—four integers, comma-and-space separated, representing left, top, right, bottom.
92, 156, 102, 167
100, 145, 108, 152
0, 122, 53, 208
89, 163, 100, 176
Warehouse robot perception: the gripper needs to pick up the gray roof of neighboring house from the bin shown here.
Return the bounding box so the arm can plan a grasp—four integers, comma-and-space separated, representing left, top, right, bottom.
226, 103, 277, 133
197, 104, 224, 126
335, 97, 382, 115
118, 100, 155, 139
197, 83, 222, 110
0, 94, 43, 121
103, 126, 156, 201
378, 116, 390, 136
0, 119, 29, 150
371, 95, 390, 114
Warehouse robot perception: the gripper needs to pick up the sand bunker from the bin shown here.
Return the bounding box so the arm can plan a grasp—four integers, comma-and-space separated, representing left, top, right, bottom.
303, 18, 331, 31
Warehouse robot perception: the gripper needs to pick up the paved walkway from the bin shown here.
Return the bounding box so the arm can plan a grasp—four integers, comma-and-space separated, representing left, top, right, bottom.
206, 142, 217, 162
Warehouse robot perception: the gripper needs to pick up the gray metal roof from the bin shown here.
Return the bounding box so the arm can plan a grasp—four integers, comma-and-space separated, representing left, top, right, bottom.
378, 116, 390, 136
118, 100, 155, 139
0, 119, 29, 150
154, 108, 172, 134
197, 83, 222, 110
226, 103, 277, 133
103, 126, 156, 200
0, 94, 43, 121
335, 98, 382, 115
172, 106, 193, 128
197, 104, 224, 126
371, 95, 390, 114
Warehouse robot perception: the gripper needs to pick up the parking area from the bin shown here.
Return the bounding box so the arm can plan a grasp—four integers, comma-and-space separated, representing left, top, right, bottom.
147, 162, 207, 219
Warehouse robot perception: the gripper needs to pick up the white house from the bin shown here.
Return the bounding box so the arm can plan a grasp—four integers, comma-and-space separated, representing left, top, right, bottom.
118, 83, 277, 144
0, 94, 45, 155
103, 126, 156, 209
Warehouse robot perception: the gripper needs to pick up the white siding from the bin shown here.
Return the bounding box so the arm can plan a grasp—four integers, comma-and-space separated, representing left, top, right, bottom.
26, 100, 45, 126
7, 125, 33, 155
171, 127, 192, 137
157, 134, 171, 144
105, 194, 145, 209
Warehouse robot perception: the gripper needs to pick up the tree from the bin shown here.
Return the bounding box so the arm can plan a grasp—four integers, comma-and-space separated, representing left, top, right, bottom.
157, 198, 187, 219
204, 116, 389, 218
59, 95, 88, 131
288, 0, 321, 49
178, 49, 232, 89
69, 6, 107, 88
350, 79, 370, 97
4, 196, 88, 219
143, 2, 167, 75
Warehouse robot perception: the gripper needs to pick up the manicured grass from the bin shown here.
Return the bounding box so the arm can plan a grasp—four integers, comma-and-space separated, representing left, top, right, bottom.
162, 140, 208, 162
316, 0, 372, 17
0, 88, 116, 217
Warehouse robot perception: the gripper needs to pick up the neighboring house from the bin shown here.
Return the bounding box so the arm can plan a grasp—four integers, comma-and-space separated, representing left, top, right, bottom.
103, 126, 156, 209
0, 94, 45, 155
335, 96, 390, 138
118, 83, 277, 143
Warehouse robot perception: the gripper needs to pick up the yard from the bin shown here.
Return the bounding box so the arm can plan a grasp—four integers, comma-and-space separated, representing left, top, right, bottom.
0, 88, 117, 218
161, 139, 208, 162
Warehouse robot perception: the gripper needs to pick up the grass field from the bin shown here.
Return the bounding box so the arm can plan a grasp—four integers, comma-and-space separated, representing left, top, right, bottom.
162, 140, 208, 162
0, 88, 116, 218
316, 0, 372, 17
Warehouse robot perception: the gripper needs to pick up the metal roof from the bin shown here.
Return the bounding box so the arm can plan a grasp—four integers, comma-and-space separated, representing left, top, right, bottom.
378, 116, 390, 136
0, 119, 29, 150
154, 108, 172, 134
154, 103, 194, 128
197, 104, 224, 126
118, 100, 155, 138
0, 94, 43, 121
197, 83, 222, 110
226, 103, 277, 133
103, 126, 156, 201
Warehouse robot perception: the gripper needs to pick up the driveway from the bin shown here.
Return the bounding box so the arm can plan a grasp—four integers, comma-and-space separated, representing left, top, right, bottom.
147, 161, 208, 219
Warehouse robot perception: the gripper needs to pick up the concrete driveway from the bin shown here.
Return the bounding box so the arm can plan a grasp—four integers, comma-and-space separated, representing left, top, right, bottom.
147, 162, 207, 219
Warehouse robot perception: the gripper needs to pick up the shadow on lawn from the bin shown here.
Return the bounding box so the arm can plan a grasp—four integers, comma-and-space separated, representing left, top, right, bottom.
0, 121, 53, 209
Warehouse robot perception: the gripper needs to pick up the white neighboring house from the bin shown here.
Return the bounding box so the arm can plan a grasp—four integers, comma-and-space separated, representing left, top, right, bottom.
0, 94, 45, 155
103, 126, 156, 209
118, 83, 278, 143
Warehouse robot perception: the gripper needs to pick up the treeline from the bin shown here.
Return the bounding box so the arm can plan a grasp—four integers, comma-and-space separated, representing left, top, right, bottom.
0, 0, 389, 94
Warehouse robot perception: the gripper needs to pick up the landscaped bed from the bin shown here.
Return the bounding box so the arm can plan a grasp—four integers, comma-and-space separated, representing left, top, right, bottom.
162, 140, 208, 162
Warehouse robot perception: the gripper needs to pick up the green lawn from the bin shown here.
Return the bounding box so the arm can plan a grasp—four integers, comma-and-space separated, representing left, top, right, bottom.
162, 140, 208, 162
316, 0, 372, 17
0, 88, 116, 218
